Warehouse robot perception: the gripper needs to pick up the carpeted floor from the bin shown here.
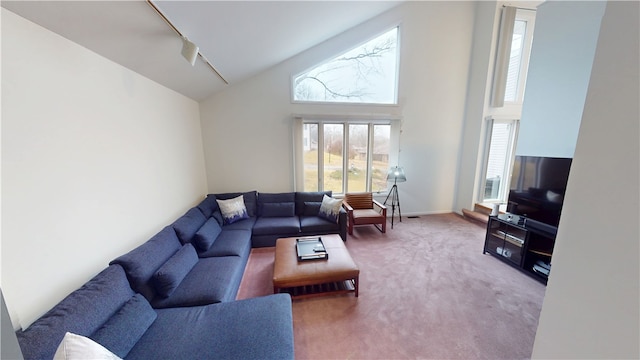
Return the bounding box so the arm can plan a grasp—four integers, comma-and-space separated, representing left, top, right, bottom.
236, 213, 546, 359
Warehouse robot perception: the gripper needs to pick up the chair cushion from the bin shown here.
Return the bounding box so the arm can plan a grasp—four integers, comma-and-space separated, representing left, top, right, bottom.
351, 209, 385, 224
89, 294, 157, 358
153, 244, 199, 298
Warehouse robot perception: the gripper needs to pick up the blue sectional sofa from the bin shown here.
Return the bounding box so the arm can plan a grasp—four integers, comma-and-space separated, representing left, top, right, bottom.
16, 265, 293, 360
15, 190, 346, 359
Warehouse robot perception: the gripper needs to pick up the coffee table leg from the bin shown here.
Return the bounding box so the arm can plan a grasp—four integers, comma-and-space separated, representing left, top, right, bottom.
354, 276, 359, 297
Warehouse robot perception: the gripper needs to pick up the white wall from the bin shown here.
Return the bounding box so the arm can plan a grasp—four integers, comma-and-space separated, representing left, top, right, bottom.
516, 1, 606, 157
454, 1, 500, 212
532, 1, 640, 358
200, 1, 475, 215
1, 9, 208, 328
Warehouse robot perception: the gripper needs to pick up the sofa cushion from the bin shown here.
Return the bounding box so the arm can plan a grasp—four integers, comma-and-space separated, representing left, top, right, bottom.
303, 201, 322, 216
150, 256, 247, 308
217, 215, 256, 231
261, 202, 295, 217
89, 294, 157, 358
211, 210, 224, 226
193, 217, 222, 251
125, 294, 294, 360
53, 332, 120, 360
16, 265, 134, 360
295, 191, 332, 216
319, 195, 343, 223
197, 230, 252, 258
153, 244, 199, 298
300, 215, 340, 234
109, 226, 181, 301
196, 195, 219, 218
252, 216, 301, 236
172, 208, 207, 244
214, 191, 258, 217
216, 195, 249, 224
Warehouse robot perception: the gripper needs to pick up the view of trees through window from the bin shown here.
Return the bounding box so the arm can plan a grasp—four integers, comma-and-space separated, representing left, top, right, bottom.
303, 122, 390, 194
293, 27, 399, 104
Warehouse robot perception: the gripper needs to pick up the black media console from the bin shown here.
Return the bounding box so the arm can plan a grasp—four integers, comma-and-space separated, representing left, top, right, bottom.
483, 213, 556, 284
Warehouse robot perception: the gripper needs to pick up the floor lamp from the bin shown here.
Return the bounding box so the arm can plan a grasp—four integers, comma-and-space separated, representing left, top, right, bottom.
383, 166, 406, 229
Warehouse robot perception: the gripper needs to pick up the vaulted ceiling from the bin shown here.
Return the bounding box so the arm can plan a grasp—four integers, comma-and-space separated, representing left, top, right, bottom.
2, 1, 403, 101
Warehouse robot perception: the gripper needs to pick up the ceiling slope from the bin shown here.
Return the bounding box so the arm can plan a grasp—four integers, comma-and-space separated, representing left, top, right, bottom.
3, 1, 402, 101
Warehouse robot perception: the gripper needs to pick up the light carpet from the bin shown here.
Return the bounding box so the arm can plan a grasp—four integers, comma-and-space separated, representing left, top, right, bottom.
236, 213, 546, 359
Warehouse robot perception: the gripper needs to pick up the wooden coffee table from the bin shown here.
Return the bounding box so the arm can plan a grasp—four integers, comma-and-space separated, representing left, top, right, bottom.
273, 234, 359, 299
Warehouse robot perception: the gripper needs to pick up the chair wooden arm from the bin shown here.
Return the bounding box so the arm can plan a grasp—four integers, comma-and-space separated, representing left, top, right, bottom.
342, 200, 354, 212
372, 199, 386, 210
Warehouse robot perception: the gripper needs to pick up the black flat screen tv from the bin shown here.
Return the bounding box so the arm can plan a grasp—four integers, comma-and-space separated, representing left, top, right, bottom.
507, 156, 572, 228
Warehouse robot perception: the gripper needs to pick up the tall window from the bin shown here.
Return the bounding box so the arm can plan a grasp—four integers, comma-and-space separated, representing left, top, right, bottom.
504, 11, 535, 103
293, 27, 400, 104
481, 119, 519, 202
297, 120, 395, 194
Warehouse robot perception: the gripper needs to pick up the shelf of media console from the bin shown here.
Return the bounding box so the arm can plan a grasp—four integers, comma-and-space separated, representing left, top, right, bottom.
484, 213, 557, 284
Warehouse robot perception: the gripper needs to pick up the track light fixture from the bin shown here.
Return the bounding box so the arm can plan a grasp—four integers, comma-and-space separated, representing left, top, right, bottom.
146, 0, 228, 84
181, 37, 199, 66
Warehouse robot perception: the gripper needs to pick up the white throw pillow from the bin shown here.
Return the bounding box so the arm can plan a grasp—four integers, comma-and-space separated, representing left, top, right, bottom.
318, 195, 342, 223
216, 195, 249, 224
53, 332, 121, 360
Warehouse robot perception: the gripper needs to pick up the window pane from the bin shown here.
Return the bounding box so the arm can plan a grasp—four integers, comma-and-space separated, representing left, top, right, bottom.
323, 124, 343, 193
484, 123, 512, 201
303, 123, 318, 191
347, 124, 368, 192
294, 27, 399, 104
372, 125, 391, 192
504, 20, 527, 102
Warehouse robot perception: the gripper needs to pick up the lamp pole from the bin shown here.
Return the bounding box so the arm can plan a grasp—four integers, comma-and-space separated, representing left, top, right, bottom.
384, 177, 402, 229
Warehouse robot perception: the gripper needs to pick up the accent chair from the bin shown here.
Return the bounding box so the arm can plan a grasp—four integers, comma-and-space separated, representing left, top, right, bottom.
342, 192, 387, 235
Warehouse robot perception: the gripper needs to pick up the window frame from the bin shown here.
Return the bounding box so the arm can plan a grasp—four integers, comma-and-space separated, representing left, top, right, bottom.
478, 117, 520, 204
293, 115, 401, 195
290, 25, 402, 106
504, 10, 536, 105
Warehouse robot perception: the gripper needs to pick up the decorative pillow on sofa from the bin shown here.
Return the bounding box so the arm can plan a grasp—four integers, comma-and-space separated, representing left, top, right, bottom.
90, 294, 157, 358
303, 201, 322, 216
153, 244, 199, 298
216, 195, 249, 224
54, 332, 121, 360
318, 195, 342, 223
193, 217, 222, 251
261, 202, 295, 217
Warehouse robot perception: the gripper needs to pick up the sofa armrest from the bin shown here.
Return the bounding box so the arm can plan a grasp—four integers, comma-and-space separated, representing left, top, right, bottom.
338, 208, 348, 241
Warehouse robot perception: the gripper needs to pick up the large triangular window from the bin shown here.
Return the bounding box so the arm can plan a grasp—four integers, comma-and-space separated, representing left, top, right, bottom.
293, 27, 399, 105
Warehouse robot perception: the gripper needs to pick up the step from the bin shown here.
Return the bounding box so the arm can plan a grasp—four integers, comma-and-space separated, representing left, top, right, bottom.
461, 208, 489, 225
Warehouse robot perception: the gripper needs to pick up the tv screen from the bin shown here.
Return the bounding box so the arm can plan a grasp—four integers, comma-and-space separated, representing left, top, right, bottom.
507, 156, 572, 227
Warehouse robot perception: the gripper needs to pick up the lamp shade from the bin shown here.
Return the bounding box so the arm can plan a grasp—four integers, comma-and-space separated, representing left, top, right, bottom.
386, 166, 406, 182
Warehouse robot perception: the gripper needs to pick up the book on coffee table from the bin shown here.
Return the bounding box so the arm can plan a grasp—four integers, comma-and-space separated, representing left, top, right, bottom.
296, 237, 328, 261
